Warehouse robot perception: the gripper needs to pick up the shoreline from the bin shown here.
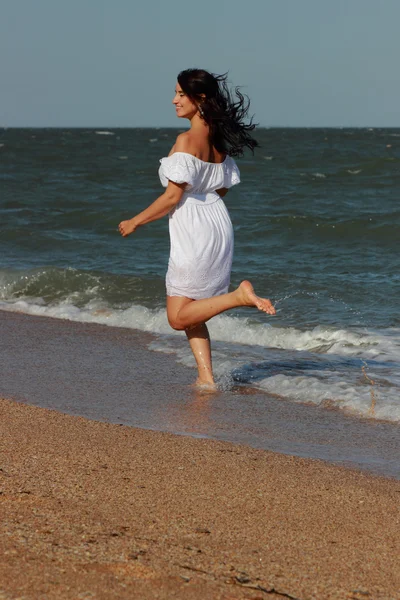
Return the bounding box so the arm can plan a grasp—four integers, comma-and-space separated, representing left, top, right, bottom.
1, 398, 399, 599
1, 309, 399, 481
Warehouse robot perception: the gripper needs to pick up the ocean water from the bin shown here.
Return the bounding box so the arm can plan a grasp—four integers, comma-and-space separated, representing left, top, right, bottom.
1, 127, 400, 441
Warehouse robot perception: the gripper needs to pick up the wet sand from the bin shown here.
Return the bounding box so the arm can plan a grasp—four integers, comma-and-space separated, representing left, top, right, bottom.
1, 310, 399, 480
1, 398, 399, 600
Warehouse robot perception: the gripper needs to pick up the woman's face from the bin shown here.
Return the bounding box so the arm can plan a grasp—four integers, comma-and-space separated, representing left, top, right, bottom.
172, 83, 198, 119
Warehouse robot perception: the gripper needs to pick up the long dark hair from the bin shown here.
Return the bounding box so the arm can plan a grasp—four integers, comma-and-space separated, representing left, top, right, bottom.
177, 68, 258, 158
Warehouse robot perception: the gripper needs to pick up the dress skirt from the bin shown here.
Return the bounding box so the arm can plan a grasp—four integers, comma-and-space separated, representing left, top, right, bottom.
166, 192, 234, 299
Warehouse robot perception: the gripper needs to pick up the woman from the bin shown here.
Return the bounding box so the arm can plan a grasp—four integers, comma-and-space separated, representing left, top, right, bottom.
119, 68, 275, 388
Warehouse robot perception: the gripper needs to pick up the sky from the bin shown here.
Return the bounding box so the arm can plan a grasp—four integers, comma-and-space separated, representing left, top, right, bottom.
1, 0, 400, 127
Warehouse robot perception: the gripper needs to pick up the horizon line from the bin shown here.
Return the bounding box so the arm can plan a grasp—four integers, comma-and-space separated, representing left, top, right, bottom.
1, 125, 400, 130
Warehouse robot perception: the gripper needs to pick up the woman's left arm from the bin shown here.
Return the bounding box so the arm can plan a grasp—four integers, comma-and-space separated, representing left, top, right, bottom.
119, 180, 186, 237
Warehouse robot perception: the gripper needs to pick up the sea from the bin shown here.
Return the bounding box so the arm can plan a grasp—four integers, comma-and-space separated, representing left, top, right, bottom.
1, 127, 399, 478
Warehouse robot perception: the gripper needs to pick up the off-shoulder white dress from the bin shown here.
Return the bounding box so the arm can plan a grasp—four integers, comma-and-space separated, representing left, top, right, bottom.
159, 152, 240, 299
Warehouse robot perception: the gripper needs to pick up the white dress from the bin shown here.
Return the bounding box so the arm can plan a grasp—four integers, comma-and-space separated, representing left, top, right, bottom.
159, 152, 240, 299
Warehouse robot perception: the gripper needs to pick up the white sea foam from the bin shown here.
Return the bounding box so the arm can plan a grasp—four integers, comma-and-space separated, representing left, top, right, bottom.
148, 336, 400, 422
1, 298, 399, 422
255, 375, 400, 422
95, 131, 115, 135
0, 296, 398, 380
0, 298, 398, 360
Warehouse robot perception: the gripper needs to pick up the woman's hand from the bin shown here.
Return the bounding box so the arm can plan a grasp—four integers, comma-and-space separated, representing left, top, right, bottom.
118, 219, 137, 237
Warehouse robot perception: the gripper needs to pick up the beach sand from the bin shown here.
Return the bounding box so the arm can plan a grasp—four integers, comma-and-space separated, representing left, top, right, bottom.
0, 398, 399, 600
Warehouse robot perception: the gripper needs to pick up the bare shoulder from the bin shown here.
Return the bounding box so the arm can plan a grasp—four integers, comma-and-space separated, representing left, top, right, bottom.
174, 132, 193, 153
173, 131, 215, 160
167, 133, 191, 157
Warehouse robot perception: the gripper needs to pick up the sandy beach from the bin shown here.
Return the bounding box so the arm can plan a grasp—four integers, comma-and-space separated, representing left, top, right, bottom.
0, 398, 399, 599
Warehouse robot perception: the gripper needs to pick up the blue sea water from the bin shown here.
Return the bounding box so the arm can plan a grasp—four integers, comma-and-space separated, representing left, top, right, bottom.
1, 127, 400, 436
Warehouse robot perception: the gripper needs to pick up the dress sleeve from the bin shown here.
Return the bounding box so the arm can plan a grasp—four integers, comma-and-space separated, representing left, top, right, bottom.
159, 153, 197, 186
224, 156, 241, 188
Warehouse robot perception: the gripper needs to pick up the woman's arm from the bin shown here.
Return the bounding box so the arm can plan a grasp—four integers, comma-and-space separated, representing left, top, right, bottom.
118, 180, 186, 237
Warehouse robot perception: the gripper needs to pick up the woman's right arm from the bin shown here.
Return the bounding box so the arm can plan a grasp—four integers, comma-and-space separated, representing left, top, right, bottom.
118, 180, 186, 237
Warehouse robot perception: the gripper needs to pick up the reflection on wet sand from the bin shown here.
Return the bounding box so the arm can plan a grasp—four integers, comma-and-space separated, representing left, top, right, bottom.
162, 385, 217, 437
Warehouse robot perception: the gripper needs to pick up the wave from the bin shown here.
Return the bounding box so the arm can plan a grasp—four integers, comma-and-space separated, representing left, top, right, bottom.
1, 291, 399, 363
0, 267, 165, 308
255, 374, 400, 423
1, 267, 399, 361
1, 268, 399, 424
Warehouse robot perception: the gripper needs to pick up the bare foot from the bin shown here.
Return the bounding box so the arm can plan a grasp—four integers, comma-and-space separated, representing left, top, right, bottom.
236, 280, 276, 315
194, 378, 217, 391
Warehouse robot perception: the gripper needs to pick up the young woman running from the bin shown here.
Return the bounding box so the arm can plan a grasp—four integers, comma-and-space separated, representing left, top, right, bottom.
119, 68, 275, 388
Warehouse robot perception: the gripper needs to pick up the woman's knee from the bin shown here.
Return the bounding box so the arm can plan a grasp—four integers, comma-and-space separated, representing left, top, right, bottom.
167, 314, 185, 331
166, 296, 193, 331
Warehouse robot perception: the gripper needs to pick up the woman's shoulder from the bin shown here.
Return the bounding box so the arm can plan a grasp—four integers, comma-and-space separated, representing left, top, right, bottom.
171, 136, 229, 164
162, 137, 199, 167
166, 132, 196, 157
172, 132, 197, 155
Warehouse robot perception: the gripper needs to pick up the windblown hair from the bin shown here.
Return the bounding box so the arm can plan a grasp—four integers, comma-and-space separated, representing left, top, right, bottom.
177, 68, 258, 158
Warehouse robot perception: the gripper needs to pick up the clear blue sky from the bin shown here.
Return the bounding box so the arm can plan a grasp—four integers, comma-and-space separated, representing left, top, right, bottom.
1, 0, 400, 127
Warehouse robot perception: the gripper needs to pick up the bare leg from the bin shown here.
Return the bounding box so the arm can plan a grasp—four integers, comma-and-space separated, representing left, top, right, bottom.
167, 280, 275, 331
185, 323, 215, 387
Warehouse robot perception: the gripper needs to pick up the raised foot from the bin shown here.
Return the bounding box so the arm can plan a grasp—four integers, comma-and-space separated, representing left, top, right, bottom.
237, 280, 276, 315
